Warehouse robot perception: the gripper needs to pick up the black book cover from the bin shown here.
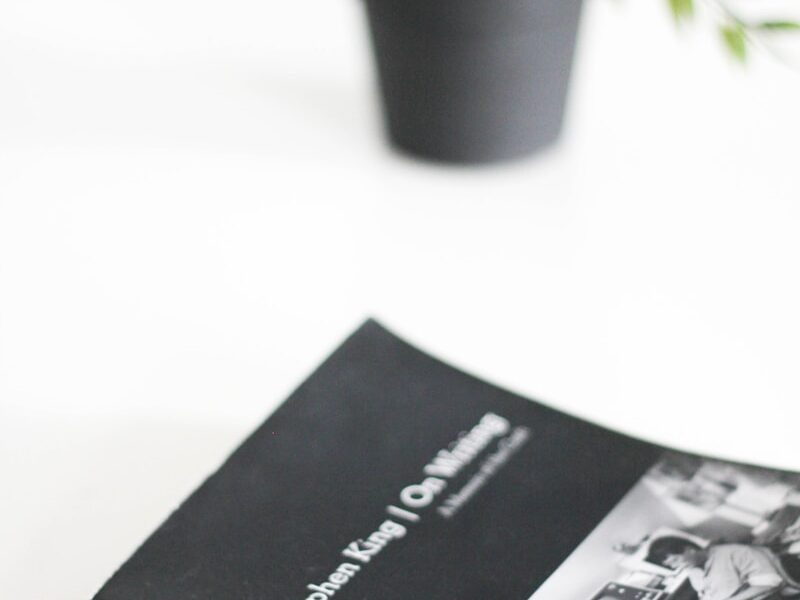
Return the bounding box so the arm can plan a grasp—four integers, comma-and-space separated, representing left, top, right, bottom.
93, 320, 800, 600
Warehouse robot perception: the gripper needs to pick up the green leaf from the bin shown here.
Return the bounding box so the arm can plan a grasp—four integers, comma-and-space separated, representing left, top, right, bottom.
756, 21, 800, 32
668, 0, 695, 24
720, 24, 748, 63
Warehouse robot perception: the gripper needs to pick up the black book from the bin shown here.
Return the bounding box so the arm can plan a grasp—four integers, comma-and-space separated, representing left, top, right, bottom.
94, 320, 800, 600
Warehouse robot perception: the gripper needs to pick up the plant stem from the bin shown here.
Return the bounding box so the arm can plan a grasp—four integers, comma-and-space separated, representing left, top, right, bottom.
701, 0, 800, 69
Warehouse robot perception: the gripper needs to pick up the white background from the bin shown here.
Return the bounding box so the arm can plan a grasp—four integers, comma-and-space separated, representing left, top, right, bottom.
1, 0, 799, 598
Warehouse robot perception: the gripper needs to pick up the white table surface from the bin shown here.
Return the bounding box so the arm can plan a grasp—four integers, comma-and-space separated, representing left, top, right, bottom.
2, 0, 799, 598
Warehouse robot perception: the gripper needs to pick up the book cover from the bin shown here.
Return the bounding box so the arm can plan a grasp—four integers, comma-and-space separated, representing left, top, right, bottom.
93, 320, 800, 600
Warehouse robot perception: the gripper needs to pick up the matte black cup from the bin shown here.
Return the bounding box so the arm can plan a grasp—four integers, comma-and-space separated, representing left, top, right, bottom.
364, 0, 584, 163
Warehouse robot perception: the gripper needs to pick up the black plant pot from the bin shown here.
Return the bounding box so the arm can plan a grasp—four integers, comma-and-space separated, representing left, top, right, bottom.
364, 0, 584, 164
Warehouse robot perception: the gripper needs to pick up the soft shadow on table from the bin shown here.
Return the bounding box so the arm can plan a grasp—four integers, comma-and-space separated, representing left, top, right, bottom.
247, 69, 379, 153
3, 56, 381, 159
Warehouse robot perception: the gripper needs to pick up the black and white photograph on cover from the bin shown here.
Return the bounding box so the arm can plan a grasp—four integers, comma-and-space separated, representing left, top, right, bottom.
530, 453, 800, 600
